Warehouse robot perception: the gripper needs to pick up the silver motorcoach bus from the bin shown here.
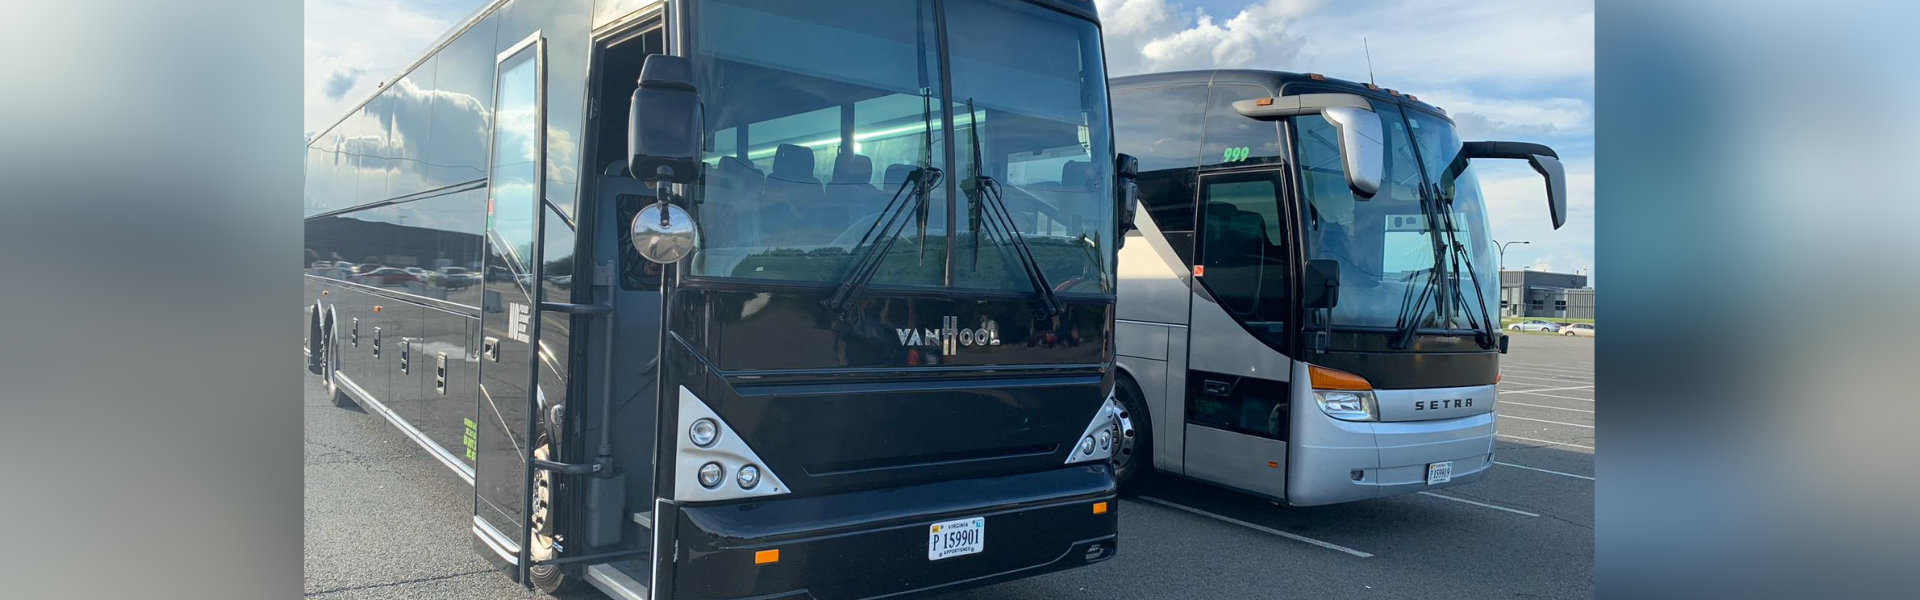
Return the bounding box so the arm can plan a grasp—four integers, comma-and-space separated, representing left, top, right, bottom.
1105, 70, 1568, 505
303, 1, 1136, 597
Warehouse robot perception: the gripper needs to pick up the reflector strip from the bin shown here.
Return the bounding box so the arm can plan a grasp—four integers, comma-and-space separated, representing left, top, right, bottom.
1093, 502, 1108, 515
755, 549, 779, 564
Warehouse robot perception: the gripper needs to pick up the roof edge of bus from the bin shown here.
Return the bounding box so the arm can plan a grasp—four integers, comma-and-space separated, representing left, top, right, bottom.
1109, 69, 1444, 116
308, 0, 513, 146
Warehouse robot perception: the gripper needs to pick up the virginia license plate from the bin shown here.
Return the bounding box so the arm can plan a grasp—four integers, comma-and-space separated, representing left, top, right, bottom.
927, 517, 985, 560
1426, 461, 1454, 485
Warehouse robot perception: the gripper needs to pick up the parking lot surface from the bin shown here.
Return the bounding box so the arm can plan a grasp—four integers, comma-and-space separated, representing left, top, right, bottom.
304, 334, 1593, 599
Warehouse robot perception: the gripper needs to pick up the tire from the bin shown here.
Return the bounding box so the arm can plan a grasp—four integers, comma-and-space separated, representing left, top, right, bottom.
322, 318, 356, 409
307, 308, 325, 375
527, 434, 579, 594
1111, 376, 1154, 493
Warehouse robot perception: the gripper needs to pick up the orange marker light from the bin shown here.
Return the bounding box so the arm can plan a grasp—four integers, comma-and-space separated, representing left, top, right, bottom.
1267, 461, 1279, 468
1193, 265, 1205, 277
1093, 502, 1109, 515
1307, 72, 1326, 80
754, 549, 780, 564
1495, 372, 1504, 384
373, 305, 383, 313
1256, 97, 1274, 106
321, 290, 329, 296
1309, 365, 1372, 391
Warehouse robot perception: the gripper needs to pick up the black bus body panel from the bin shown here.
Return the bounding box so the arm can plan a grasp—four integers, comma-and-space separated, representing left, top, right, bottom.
672, 465, 1118, 600
672, 285, 1114, 496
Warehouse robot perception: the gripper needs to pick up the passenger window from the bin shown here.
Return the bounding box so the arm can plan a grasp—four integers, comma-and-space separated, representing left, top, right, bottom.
1196, 171, 1289, 326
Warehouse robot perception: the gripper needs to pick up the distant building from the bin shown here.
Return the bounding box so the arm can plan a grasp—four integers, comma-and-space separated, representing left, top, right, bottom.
1499, 270, 1593, 320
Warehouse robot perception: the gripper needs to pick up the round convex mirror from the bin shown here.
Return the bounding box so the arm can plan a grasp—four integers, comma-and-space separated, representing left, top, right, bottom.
630, 202, 698, 264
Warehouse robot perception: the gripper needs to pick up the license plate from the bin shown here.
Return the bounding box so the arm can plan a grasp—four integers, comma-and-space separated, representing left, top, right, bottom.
927, 517, 985, 560
1426, 461, 1454, 485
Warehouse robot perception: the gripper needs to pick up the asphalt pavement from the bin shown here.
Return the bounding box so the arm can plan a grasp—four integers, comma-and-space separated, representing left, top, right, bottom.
304, 334, 1594, 599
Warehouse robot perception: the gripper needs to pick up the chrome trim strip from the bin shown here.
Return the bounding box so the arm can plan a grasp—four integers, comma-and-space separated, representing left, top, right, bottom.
472, 515, 521, 566
302, 179, 487, 220
303, 274, 483, 315
332, 372, 476, 485
1116, 318, 1187, 328
498, 30, 543, 64
585, 563, 650, 600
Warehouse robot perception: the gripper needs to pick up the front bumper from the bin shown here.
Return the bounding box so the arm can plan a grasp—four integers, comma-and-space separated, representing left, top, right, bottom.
668, 464, 1119, 600
1289, 411, 1496, 506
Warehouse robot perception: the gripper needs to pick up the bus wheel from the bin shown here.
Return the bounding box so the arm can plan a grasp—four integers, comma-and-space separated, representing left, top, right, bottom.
322, 319, 353, 409
1112, 376, 1153, 493
307, 308, 324, 375
528, 435, 577, 594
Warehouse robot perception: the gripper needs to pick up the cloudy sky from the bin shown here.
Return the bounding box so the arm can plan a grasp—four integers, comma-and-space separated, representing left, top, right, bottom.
307, 0, 1593, 280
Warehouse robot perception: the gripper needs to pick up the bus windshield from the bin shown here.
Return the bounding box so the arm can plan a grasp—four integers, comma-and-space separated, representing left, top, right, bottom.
1295, 103, 1498, 332
687, 0, 1114, 293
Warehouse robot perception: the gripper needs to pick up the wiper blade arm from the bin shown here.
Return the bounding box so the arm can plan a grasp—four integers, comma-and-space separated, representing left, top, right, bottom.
822, 167, 942, 316
974, 176, 1063, 317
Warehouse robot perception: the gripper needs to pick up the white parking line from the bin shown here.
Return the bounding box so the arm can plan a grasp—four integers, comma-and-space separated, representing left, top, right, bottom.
1498, 385, 1594, 395
1494, 461, 1595, 481
1498, 434, 1594, 450
1133, 496, 1374, 558
1499, 401, 1593, 414
1507, 391, 1595, 402
1498, 368, 1594, 381
1501, 415, 1594, 429
1417, 492, 1541, 517
1501, 363, 1595, 375
1498, 373, 1592, 384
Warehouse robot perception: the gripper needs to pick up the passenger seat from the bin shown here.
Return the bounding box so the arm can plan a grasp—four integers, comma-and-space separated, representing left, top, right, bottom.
759, 144, 825, 244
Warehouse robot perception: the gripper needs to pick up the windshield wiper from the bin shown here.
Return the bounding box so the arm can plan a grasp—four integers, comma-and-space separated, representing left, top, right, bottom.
823, 89, 943, 317
1391, 180, 1455, 349
1434, 188, 1498, 348
822, 166, 941, 316
963, 99, 1062, 317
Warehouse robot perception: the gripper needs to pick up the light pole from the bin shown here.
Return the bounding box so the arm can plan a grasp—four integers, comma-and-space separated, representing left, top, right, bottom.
1497, 240, 1530, 273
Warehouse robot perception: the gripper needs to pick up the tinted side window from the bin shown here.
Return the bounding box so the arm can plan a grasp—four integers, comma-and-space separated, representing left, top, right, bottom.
1112, 84, 1208, 264
1112, 85, 1206, 173
1197, 171, 1289, 325
427, 16, 498, 188
1201, 84, 1283, 169
382, 56, 436, 199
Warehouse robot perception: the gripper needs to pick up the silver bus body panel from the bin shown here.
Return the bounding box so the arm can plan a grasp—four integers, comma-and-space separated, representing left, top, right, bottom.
1286, 362, 1495, 506
1183, 424, 1287, 500
1185, 288, 1290, 382
1374, 383, 1497, 422
1115, 211, 1193, 325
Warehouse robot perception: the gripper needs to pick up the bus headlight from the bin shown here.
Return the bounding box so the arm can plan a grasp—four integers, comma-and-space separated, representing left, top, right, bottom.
737, 464, 760, 490
698, 462, 724, 488
689, 418, 719, 447
1313, 390, 1377, 421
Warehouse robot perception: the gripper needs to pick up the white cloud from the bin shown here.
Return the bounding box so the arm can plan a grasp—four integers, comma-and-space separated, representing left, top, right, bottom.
305, 0, 459, 136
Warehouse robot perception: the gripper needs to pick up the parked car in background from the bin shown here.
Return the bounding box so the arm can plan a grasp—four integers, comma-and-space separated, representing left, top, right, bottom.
355, 267, 419, 286
1508, 319, 1561, 333
1561, 323, 1595, 337
439, 267, 480, 289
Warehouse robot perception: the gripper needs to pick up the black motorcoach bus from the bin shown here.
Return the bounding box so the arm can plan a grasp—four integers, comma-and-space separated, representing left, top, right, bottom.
302, 1, 1135, 598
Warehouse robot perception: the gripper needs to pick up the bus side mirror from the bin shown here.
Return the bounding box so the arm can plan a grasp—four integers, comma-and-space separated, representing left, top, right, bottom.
1231, 94, 1382, 200
1458, 141, 1568, 229
1321, 106, 1383, 199
1302, 258, 1341, 309
629, 54, 702, 184
1116, 153, 1139, 235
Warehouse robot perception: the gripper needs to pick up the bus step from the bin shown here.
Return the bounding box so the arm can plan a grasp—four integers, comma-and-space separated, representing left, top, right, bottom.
586, 561, 650, 600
